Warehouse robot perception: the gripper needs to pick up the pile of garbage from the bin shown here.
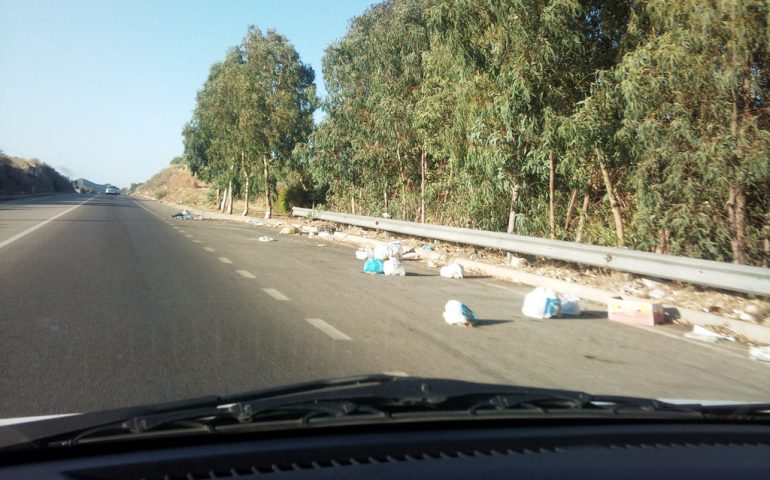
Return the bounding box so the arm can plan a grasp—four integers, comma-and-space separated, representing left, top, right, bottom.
521, 287, 581, 319
361, 242, 407, 276
171, 209, 201, 220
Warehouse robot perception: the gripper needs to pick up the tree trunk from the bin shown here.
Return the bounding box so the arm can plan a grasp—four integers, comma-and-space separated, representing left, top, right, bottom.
575, 190, 590, 243
242, 175, 250, 216
241, 150, 250, 216
563, 189, 578, 232
218, 188, 226, 212
598, 159, 624, 247
420, 151, 427, 223
351, 194, 356, 215
735, 184, 747, 264
549, 153, 556, 240
506, 182, 521, 234
262, 157, 272, 219
384, 190, 388, 213
226, 178, 234, 215
655, 228, 671, 254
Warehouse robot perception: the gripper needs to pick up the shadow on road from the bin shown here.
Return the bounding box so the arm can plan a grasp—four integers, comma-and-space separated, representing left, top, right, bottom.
474, 319, 514, 327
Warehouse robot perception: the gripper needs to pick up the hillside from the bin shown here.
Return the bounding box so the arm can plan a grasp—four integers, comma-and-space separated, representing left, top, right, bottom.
134, 163, 272, 215
134, 164, 213, 207
0, 152, 74, 197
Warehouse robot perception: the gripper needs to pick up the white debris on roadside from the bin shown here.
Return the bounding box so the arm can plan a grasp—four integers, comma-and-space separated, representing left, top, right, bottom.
279, 225, 298, 235
442, 300, 477, 327
383, 258, 406, 276
258, 236, 276, 242
440, 263, 464, 279
355, 248, 371, 260
749, 346, 770, 362
648, 288, 667, 299
385, 241, 403, 259
557, 293, 581, 316
683, 324, 736, 343
301, 225, 319, 234
251, 220, 265, 226
373, 244, 388, 261
522, 287, 561, 319
318, 231, 332, 240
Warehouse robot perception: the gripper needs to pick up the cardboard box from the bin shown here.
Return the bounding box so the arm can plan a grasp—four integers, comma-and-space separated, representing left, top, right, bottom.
607, 296, 664, 326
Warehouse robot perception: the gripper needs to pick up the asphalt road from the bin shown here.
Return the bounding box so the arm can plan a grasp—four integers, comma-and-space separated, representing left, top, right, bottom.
1, 194, 768, 418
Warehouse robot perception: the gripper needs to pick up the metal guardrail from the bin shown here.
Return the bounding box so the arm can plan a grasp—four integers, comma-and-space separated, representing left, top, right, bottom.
293, 207, 770, 297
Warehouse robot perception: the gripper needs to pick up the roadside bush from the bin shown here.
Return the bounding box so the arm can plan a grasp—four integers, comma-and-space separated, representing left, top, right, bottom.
155, 188, 167, 200
276, 183, 309, 215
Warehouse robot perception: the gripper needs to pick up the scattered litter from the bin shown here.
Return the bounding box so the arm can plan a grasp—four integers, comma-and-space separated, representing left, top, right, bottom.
279, 226, 298, 235
607, 296, 664, 326
355, 248, 371, 260
443, 300, 477, 327
522, 287, 561, 319
363, 258, 384, 274
301, 225, 319, 234
508, 256, 528, 269
739, 312, 756, 322
401, 248, 418, 259
427, 260, 437, 268
648, 288, 667, 299
386, 241, 403, 259
420, 245, 434, 251
557, 293, 581, 316
318, 231, 332, 240
308, 232, 315, 238
172, 209, 194, 219
373, 244, 389, 261
440, 263, 464, 279
258, 236, 276, 242
749, 346, 770, 362
684, 324, 736, 343
745, 304, 760, 314
383, 258, 406, 276
641, 277, 665, 289
382, 212, 391, 218
251, 220, 265, 226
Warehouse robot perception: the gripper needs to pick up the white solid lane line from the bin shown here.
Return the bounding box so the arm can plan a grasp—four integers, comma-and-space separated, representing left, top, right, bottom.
185, 234, 193, 238
236, 270, 256, 279
203, 247, 214, 252
218, 257, 233, 264
262, 288, 290, 301
0, 197, 95, 251
306, 318, 352, 341
192, 240, 202, 244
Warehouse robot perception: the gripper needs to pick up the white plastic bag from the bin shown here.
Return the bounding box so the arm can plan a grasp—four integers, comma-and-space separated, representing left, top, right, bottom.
383, 258, 406, 276
386, 241, 403, 259
749, 346, 770, 362
440, 263, 464, 279
521, 287, 561, 319
442, 300, 477, 327
373, 244, 388, 261
557, 293, 581, 316
355, 248, 371, 260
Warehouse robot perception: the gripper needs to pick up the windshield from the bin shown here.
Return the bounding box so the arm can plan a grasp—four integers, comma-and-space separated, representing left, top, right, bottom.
0, 0, 769, 437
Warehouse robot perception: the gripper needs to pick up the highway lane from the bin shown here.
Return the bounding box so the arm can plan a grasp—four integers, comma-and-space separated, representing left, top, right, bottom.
1, 194, 769, 419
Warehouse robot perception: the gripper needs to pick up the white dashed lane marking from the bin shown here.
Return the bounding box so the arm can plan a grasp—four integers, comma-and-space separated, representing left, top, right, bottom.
185, 234, 193, 238
306, 318, 351, 341
203, 247, 214, 252
218, 257, 233, 264
236, 270, 256, 279
262, 288, 290, 301
192, 240, 202, 244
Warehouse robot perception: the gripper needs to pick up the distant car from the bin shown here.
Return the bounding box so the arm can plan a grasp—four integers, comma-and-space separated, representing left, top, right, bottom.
105, 186, 120, 195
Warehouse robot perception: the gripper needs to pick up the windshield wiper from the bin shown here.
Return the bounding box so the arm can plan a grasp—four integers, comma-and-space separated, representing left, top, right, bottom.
4, 375, 768, 450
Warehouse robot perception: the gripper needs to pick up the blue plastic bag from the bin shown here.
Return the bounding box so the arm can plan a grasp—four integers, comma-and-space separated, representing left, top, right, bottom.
363, 258, 384, 274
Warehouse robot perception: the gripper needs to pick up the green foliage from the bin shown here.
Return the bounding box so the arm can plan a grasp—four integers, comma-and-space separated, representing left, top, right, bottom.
276, 183, 311, 215
155, 188, 167, 200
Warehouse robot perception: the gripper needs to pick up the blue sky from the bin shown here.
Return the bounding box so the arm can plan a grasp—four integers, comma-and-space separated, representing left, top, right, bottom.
0, 0, 375, 187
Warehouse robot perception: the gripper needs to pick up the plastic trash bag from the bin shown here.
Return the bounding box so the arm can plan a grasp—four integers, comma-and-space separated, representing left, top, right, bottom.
521, 287, 561, 319
386, 241, 403, 259
749, 346, 770, 362
258, 236, 276, 242
383, 258, 406, 276
373, 244, 389, 261
684, 325, 736, 343
557, 293, 581, 316
443, 300, 477, 327
355, 248, 371, 260
440, 263, 464, 279
363, 258, 384, 274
